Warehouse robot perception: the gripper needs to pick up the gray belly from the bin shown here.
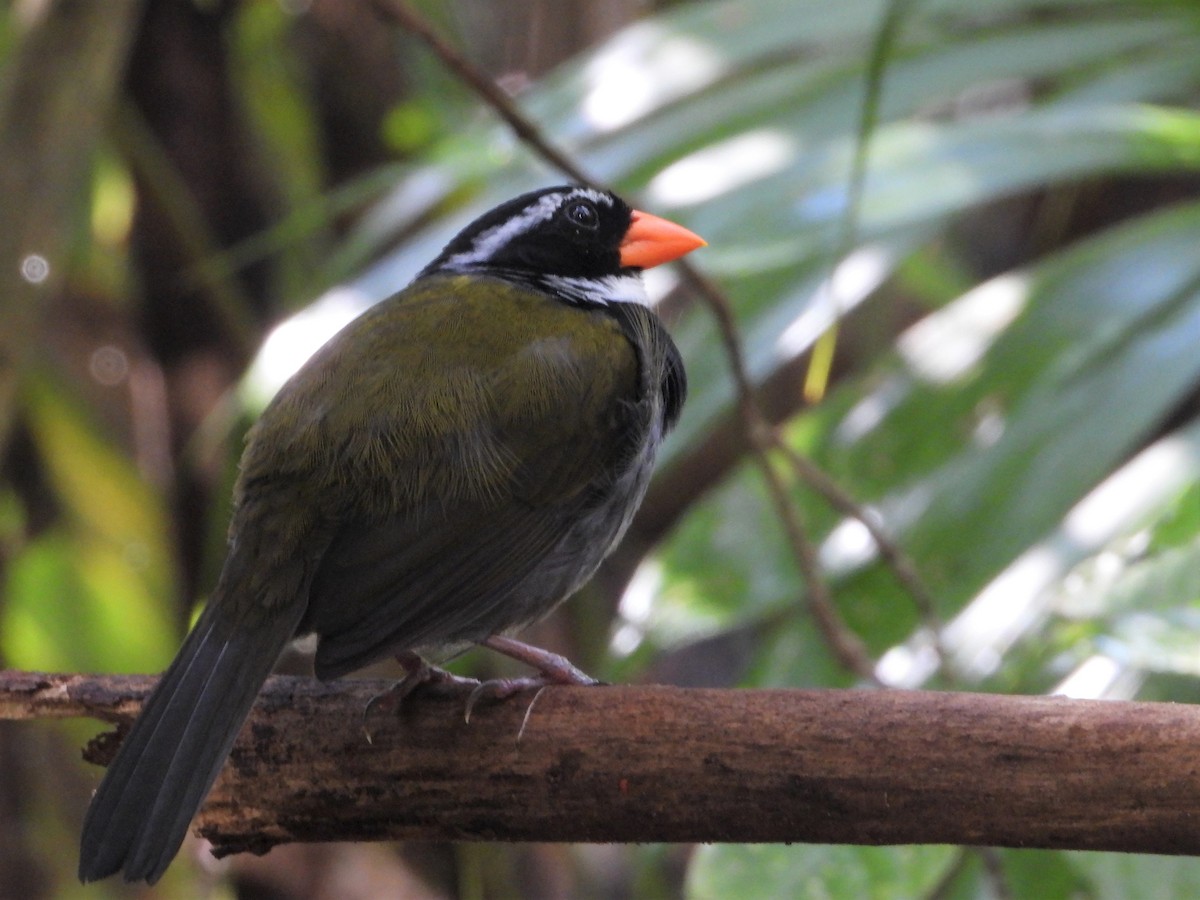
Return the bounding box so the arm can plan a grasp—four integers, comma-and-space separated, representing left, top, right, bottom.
502, 431, 659, 632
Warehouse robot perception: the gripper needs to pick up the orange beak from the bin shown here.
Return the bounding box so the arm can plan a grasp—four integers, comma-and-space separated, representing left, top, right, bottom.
619, 210, 707, 270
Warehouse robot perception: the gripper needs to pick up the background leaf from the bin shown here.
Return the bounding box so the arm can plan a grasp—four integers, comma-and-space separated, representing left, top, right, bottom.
4, 0, 1200, 895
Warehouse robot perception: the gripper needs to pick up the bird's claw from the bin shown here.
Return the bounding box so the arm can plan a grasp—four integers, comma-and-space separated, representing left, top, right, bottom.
362, 643, 604, 740
462, 672, 602, 723
362, 657, 481, 737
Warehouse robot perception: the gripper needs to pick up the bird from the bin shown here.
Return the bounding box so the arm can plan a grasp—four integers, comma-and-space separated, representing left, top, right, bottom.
78, 185, 705, 884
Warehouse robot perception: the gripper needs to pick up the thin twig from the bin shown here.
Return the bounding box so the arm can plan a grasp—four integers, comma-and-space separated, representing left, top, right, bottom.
974, 847, 1015, 900
925, 849, 973, 900
676, 266, 880, 683
368, 0, 596, 187
772, 436, 950, 669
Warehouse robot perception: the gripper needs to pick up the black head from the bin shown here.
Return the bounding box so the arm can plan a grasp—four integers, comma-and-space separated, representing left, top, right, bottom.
419, 186, 705, 307
419, 186, 642, 306
424, 186, 631, 279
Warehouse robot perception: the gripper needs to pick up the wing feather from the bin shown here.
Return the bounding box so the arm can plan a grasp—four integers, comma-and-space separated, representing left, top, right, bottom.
280, 276, 642, 678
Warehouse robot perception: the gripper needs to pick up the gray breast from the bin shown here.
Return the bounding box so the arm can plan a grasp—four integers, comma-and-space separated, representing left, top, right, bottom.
497, 302, 683, 632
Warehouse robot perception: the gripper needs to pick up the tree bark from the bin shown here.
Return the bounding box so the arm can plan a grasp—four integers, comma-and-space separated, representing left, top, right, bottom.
6, 670, 1200, 858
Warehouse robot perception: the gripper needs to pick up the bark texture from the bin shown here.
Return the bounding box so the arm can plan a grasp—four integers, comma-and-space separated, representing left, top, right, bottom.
5, 670, 1200, 858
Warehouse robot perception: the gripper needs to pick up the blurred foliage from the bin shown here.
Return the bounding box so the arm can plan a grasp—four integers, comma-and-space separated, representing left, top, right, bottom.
6, 375, 175, 674
3, 0, 1200, 897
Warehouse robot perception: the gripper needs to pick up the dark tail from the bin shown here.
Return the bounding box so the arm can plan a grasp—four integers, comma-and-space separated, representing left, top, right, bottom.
78, 596, 301, 884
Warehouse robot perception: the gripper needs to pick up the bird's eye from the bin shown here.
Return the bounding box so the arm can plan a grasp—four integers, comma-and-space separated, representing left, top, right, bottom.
564, 200, 600, 229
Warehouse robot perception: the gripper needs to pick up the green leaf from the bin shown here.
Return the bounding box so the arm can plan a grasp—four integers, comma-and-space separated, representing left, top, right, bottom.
1149, 482, 1200, 551
4, 376, 176, 672
686, 844, 957, 900
1070, 852, 1200, 900
832, 201, 1200, 608
997, 849, 1090, 899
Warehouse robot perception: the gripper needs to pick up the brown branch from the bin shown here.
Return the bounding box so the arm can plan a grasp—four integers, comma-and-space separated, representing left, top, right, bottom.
10, 670, 1200, 857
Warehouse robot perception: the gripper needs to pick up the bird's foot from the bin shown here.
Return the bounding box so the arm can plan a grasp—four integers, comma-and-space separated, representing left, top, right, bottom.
463, 635, 603, 722
363, 652, 481, 723
481, 635, 602, 686
464, 677, 551, 723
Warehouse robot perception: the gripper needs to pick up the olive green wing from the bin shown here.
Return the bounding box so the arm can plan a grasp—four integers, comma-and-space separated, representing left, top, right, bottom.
269, 278, 641, 677
303, 496, 578, 678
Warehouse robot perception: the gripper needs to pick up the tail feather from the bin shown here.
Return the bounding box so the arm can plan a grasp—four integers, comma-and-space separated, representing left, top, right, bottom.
78, 598, 300, 884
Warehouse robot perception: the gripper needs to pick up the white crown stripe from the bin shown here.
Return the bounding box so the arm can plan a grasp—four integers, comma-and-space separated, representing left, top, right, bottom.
436, 188, 638, 308
446, 192, 562, 269
446, 188, 614, 270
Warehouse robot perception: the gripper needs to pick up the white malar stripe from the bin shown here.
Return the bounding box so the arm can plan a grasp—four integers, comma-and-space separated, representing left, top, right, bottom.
543, 272, 648, 307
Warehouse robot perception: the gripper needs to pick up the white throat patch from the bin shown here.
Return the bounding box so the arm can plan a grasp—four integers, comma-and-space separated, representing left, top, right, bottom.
542, 272, 649, 308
